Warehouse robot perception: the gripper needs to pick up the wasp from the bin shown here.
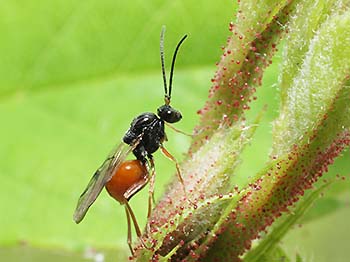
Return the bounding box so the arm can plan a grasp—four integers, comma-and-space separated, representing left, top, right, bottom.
73, 26, 188, 255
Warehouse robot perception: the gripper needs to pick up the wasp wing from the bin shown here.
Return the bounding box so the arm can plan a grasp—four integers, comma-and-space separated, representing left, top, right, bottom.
73, 138, 140, 224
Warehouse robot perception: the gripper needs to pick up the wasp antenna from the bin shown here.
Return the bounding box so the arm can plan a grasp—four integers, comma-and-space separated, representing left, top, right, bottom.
168, 34, 187, 103
160, 26, 168, 102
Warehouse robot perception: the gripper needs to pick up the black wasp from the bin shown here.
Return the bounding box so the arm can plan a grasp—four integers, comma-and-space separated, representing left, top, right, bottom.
73, 26, 188, 255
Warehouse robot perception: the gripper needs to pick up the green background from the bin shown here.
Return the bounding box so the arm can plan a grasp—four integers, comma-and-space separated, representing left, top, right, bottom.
0, 1, 348, 261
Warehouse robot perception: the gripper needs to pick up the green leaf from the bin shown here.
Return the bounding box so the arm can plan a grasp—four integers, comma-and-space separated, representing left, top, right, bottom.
0, 0, 236, 96
0, 69, 206, 249
0, 0, 235, 252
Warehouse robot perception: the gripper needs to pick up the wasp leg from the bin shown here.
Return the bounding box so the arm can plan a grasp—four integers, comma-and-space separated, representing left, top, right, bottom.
159, 145, 187, 198
148, 157, 156, 205
125, 205, 134, 256
165, 122, 193, 137
146, 156, 156, 234
124, 201, 151, 250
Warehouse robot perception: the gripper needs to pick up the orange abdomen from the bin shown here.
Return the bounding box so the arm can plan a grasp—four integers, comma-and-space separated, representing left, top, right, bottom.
105, 160, 148, 204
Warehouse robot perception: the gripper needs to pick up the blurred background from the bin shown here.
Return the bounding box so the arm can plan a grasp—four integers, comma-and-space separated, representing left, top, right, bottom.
0, 1, 349, 261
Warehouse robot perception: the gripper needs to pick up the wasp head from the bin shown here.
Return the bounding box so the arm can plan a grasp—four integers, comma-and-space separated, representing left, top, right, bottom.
157, 104, 182, 123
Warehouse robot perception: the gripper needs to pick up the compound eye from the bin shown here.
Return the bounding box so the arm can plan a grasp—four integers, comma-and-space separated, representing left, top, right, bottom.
166, 110, 172, 117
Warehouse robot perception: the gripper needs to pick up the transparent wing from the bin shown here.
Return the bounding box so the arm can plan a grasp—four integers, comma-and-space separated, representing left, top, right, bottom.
73, 138, 141, 224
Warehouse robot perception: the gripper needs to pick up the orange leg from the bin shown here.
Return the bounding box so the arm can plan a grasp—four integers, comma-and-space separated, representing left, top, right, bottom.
146, 157, 156, 233
160, 145, 187, 197
125, 205, 134, 256
124, 201, 149, 251
165, 122, 193, 137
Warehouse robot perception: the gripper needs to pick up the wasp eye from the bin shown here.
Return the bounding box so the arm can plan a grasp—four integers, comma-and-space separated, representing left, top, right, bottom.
157, 105, 182, 123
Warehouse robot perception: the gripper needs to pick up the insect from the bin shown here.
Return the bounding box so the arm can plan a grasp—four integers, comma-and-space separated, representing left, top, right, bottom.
73, 26, 188, 255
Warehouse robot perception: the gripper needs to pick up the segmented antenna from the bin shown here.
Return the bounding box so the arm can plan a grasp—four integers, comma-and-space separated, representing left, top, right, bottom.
168, 34, 187, 104
160, 26, 168, 100
160, 26, 187, 105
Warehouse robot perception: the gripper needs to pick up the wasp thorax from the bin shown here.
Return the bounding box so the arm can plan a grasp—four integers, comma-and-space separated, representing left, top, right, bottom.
157, 104, 182, 123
